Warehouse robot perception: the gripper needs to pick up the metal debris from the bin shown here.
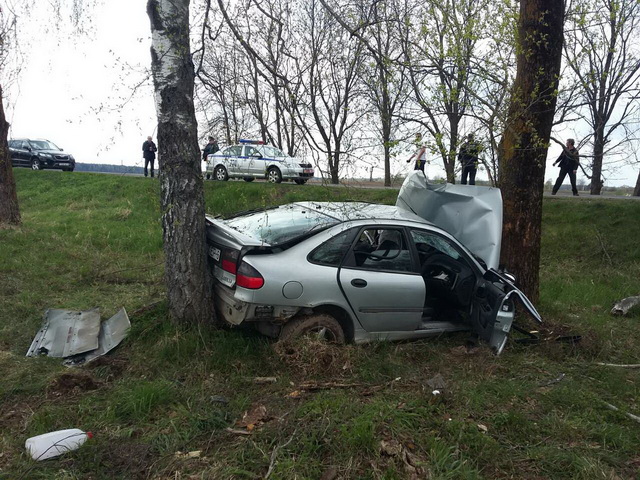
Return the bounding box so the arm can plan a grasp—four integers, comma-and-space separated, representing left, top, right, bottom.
26, 308, 130, 366
26, 309, 101, 358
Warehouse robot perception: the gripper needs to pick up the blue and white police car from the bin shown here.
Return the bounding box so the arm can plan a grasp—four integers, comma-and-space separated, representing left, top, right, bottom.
205, 140, 315, 184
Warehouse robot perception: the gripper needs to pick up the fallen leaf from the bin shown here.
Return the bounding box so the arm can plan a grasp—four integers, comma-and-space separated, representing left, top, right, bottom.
477, 423, 488, 433
287, 390, 302, 398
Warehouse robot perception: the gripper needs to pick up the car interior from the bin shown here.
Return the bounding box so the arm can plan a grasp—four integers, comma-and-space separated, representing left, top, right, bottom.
352, 228, 476, 323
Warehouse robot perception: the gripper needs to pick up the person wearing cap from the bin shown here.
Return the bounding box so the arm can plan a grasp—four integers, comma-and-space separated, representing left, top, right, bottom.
202, 136, 219, 162
142, 136, 157, 178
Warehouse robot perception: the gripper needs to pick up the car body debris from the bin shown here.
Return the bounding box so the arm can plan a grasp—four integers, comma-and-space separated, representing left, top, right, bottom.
26, 307, 130, 366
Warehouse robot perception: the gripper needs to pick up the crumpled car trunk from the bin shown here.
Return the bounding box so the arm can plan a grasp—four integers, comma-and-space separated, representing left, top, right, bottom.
396, 172, 503, 270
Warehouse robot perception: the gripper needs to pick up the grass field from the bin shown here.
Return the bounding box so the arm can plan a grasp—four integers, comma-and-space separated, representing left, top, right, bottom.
1, 169, 639, 479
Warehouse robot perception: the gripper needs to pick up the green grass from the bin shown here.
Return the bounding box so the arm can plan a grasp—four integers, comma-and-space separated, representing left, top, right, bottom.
1, 169, 639, 479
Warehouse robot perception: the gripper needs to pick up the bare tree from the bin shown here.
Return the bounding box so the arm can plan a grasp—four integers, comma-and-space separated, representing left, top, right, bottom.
147, 0, 213, 324
500, 0, 565, 301
564, 0, 640, 194
0, 5, 21, 225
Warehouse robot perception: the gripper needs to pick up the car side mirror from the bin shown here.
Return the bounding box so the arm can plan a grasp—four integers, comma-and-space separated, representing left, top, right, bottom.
60, 148, 64, 151
26, 146, 32, 151
251, 152, 262, 159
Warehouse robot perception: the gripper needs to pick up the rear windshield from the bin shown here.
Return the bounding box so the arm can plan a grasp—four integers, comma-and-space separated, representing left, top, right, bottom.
224, 204, 339, 244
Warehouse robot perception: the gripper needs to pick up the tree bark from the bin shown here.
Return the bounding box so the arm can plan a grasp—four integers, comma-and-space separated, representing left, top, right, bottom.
147, 0, 214, 324
0, 86, 21, 226
499, 0, 564, 302
590, 125, 605, 195
633, 169, 640, 197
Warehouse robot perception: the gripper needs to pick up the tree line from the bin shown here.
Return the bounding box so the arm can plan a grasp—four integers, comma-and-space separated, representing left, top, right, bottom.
194, 0, 640, 193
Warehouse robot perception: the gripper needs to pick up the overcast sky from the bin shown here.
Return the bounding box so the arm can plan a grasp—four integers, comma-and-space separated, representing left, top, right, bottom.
4, 0, 638, 186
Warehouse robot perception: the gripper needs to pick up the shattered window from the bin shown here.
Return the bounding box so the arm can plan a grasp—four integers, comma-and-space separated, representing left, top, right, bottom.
224, 205, 339, 245
308, 228, 358, 266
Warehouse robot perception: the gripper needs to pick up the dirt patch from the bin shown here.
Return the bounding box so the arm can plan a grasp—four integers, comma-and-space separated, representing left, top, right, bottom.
85, 355, 129, 381
47, 372, 101, 397
98, 441, 153, 479
274, 337, 355, 379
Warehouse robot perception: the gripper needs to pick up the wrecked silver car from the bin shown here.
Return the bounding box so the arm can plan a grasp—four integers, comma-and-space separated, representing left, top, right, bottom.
205, 172, 541, 354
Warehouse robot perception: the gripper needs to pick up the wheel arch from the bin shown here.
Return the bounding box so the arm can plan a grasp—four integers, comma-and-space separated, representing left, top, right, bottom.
311, 304, 355, 343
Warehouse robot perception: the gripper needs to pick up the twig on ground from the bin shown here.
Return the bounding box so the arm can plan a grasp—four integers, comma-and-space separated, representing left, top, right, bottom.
603, 402, 640, 424
265, 430, 296, 479
595, 363, 640, 368
538, 373, 565, 387
594, 227, 613, 266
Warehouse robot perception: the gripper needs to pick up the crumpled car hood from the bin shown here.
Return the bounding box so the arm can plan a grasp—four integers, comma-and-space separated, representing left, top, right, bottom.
396, 172, 503, 270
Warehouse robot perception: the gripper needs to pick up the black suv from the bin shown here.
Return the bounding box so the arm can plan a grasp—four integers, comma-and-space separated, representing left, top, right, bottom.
8, 138, 75, 171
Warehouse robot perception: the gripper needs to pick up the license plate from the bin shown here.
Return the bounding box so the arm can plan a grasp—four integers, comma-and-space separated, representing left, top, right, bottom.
209, 246, 221, 261
303, 169, 314, 174
58, 163, 69, 166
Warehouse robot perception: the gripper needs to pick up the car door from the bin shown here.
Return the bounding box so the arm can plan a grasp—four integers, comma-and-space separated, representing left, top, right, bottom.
243, 145, 262, 176
222, 146, 242, 175
338, 227, 425, 332
470, 269, 542, 354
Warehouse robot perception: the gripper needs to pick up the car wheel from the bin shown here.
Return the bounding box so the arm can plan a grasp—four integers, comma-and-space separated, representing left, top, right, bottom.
205, 173, 211, 180
267, 167, 282, 184
243, 177, 255, 182
214, 165, 229, 181
31, 158, 41, 171
278, 314, 345, 344
294, 179, 307, 185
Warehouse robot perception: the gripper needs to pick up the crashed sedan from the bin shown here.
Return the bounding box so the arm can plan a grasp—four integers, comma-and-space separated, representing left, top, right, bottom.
205, 172, 541, 354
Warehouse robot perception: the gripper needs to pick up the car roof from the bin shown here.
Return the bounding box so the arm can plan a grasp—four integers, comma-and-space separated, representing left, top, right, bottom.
294, 201, 431, 225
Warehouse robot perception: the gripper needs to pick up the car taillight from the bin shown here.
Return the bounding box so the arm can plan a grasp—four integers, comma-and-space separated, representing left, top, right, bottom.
236, 261, 264, 289
221, 249, 239, 274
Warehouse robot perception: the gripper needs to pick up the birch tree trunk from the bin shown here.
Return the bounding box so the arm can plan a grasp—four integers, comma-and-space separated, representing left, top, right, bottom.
0, 86, 20, 226
499, 0, 564, 302
147, 0, 213, 324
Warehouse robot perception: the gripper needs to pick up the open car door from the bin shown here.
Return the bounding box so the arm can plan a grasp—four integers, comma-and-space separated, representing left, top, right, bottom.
471, 269, 542, 354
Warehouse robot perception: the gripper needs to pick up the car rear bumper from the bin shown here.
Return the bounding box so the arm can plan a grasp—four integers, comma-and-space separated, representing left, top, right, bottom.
213, 282, 301, 326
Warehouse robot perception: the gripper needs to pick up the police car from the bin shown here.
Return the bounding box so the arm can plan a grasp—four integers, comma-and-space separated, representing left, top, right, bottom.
205, 140, 314, 184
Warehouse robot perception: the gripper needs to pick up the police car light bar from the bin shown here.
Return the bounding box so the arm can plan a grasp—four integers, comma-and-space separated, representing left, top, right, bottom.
239, 139, 265, 145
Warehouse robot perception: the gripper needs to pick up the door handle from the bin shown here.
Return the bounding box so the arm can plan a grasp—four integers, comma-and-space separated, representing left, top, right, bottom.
351, 278, 367, 288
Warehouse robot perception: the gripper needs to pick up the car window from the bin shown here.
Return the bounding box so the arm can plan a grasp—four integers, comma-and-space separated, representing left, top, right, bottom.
29, 140, 60, 150
245, 146, 260, 157
308, 228, 358, 266
223, 146, 242, 157
262, 146, 286, 158
224, 204, 339, 245
410, 229, 462, 263
8, 140, 16, 148
346, 228, 413, 272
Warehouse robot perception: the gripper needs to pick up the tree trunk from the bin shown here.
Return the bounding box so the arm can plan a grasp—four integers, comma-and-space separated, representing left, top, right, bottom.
590, 126, 605, 195
329, 153, 339, 184
0, 86, 21, 226
382, 111, 391, 187
499, 0, 564, 302
633, 169, 640, 197
147, 0, 214, 324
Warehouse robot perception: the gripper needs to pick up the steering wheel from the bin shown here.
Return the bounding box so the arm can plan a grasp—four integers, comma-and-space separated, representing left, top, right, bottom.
421, 254, 459, 290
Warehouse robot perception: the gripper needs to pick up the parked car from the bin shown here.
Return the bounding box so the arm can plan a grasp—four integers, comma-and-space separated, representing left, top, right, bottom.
8, 138, 75, 171
205, 172, 541, 354
205, 140, 314, 184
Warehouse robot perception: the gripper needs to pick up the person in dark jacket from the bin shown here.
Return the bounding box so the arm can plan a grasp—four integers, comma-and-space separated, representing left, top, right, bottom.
552, 138, 580, 196
142, 136, 157, 178
202, 136, 219, 162
458, 134, 481, 185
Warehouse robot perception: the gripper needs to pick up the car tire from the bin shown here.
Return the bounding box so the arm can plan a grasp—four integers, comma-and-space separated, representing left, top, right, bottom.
214, 165, 229, 181
267, 167, 282, 184
31, 158, 41, 171
205, 173, 211, 180
243, 177, 255, 182
278, 314, 345, 344
294, 179, 307, 185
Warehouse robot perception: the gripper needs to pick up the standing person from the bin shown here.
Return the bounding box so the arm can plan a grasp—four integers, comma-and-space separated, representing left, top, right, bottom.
406, 133, 427, 173
202, 135, 219, 162
142, 136, 158, 178
458, 134, 481, 185
552, 138, 580, 196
